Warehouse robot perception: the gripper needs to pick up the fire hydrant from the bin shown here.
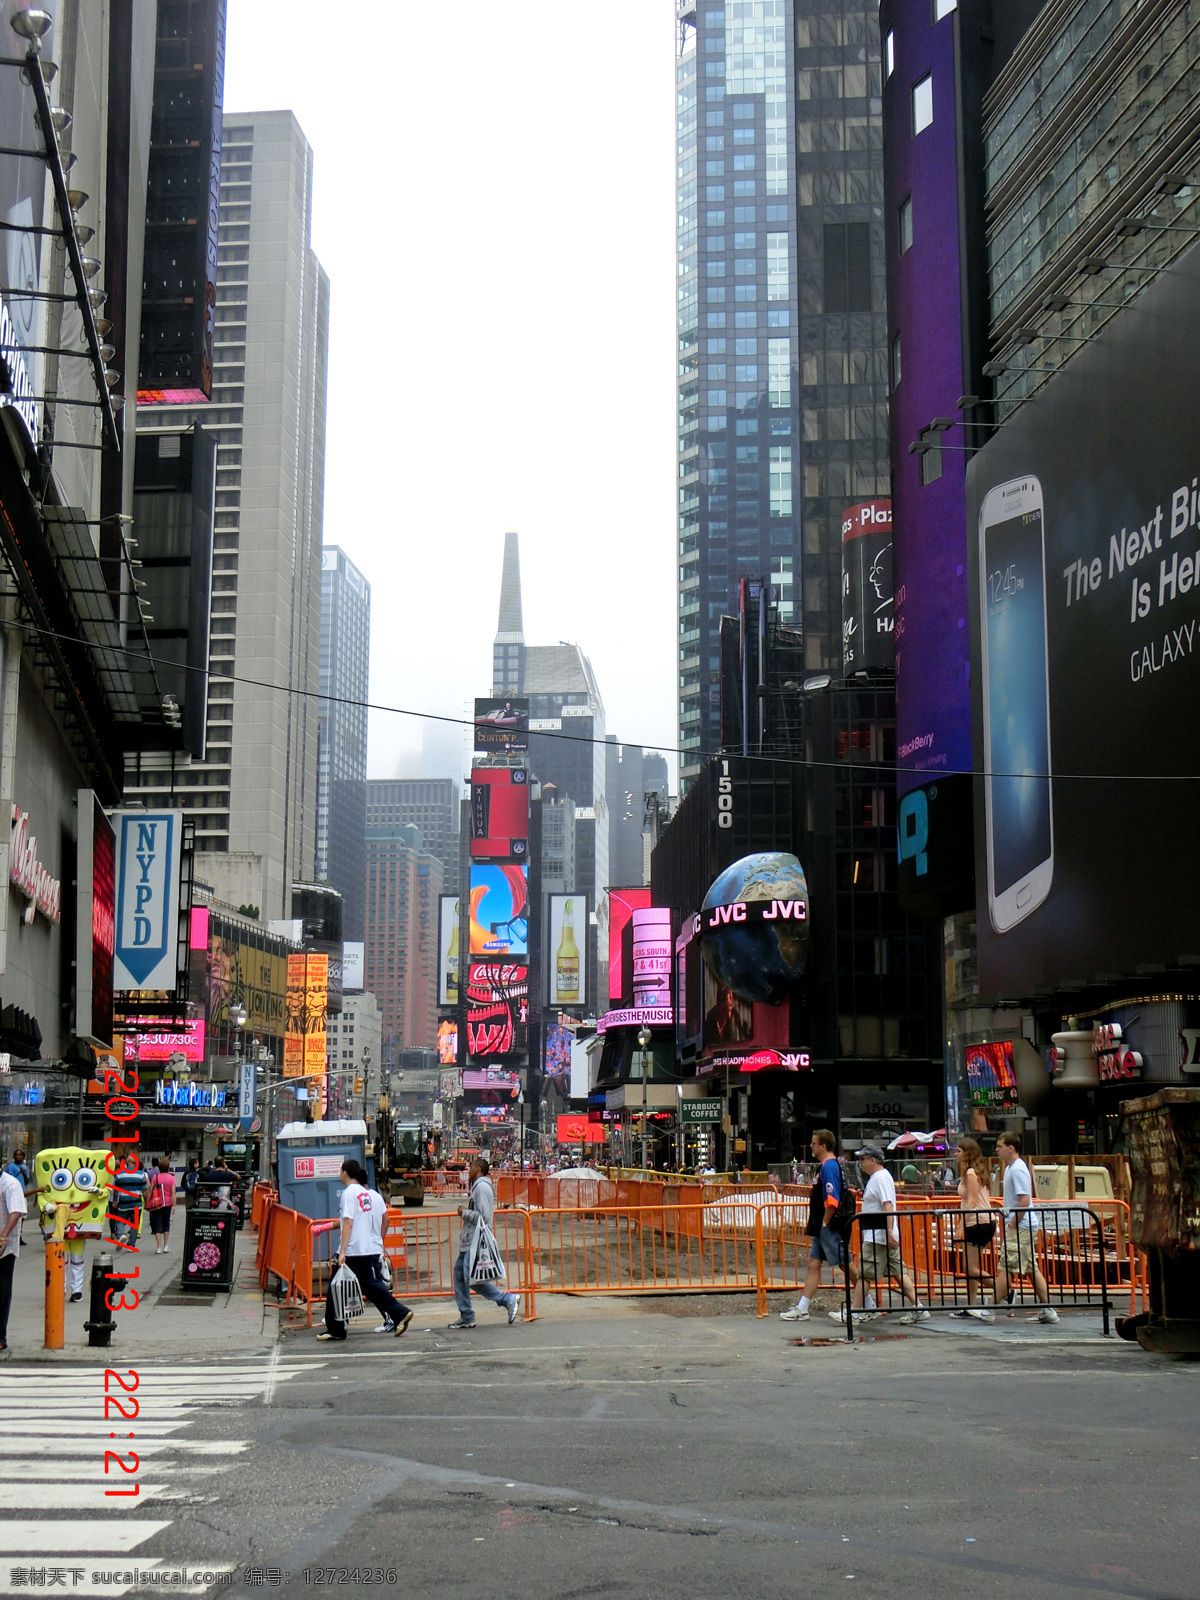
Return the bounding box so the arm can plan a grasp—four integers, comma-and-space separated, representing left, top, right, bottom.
84, 1249, 122, 1348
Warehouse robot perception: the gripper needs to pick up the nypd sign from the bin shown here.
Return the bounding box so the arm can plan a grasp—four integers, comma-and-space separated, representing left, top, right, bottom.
112, 811, 184, 991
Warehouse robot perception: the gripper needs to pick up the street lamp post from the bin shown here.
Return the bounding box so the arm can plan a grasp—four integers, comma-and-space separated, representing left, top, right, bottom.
637, 1025, 652, 1172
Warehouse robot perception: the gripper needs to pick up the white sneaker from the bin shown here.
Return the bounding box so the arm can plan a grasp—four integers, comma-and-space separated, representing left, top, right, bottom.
779, 1305, 810, 1322
507, 1295, 521, 1325
830, 1307, 879, 1323
966, 1307, 996, 1323
899, 1308, 932, 1324
1038, 1307, 1060, 1324
374, 1320, 395, 1334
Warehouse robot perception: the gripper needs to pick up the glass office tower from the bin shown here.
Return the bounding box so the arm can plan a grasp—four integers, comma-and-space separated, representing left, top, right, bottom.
676, 1, 890, 789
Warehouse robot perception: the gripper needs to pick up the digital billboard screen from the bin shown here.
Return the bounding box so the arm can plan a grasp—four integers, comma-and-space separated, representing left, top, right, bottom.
964, 1040, 1018, 1109
466, 961, 529, 1058
437, 1019, 458, 1064
469, 865, 528, 959
548, 894, 586, 1007
544, 1021, 574, 1087
474, 697, 529, 752
470, 767, 529, 861
965, 250, 1200, 999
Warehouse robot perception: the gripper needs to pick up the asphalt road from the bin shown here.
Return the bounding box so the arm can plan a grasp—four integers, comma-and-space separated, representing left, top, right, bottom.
16, 1296, 1199, 1600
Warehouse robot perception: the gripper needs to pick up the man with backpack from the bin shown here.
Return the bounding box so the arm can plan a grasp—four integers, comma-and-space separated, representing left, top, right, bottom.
780, 1128, 856, 1322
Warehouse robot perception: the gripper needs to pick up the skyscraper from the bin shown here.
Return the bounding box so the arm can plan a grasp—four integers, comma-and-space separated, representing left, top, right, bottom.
366, 779, 461, 898
675, 2, 890, 789
489, 535, 608, 1005
316, 547, 370, 941
364, 823, 443, 1065
131, 111, 329, 919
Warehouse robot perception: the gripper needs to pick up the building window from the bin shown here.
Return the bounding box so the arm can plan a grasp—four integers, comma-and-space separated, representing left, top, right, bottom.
766, 232, 789, 301
768, 337, 791, 408
769, 446, 792, 517
933, 0, 957, 17
890, 333, 901, 390
899, 196, 914, 255
823, 223, 872, 313
885, 31, 895, 79
912, 75, 933, 135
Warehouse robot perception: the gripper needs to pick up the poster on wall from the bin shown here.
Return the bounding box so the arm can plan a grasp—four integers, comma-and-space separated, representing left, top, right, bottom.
437, 1021, 458, 1066
841, 499, 894, 674
966, 251, 1200, 999
547, 894, 586, 1007
111, 810, 184, 992
283, 953, 328, 1077
438, 895, 460, 1007
469, 865, 528, 959
544, 1021, 574, 1088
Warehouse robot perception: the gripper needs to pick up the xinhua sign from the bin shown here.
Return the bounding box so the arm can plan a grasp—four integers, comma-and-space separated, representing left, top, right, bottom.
112, 811, 183, 992
681, 1098, 723, 1124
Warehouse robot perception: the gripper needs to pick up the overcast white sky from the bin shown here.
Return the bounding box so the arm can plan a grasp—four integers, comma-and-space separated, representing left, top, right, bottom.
223, 1, 680, 785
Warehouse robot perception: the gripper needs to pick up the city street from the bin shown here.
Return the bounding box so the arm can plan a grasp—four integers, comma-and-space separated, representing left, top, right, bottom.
8, 1297, 1194, 1599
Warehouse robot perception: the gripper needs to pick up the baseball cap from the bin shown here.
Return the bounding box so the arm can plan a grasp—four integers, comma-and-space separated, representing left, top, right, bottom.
857, 1144, 886, 1163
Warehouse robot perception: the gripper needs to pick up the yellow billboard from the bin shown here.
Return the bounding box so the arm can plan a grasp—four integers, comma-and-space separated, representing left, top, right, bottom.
284, 952, 329, 1079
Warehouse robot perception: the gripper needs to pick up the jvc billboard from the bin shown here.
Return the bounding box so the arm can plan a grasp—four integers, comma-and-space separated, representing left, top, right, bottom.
966, 249, 1200, 1000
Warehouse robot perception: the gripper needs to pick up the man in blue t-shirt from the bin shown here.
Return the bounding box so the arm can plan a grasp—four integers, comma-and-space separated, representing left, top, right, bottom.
781, 1128, 857, 1322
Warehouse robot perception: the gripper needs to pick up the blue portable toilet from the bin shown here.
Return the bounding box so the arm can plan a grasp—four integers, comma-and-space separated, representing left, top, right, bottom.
276, 1120, 372, 1225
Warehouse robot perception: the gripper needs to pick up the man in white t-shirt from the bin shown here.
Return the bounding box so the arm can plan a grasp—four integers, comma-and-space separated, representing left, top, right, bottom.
994, 1134, 1058, 1323
318, 1160, 413, 1342
0, 1165, 26, 1350
832, 1146, 929, 1326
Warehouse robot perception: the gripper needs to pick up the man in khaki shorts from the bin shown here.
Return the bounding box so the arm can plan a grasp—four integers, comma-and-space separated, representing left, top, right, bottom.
833, 1145, 929, 1325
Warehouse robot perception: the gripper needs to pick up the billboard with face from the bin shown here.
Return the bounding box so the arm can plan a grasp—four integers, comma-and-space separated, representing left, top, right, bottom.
966, 250, 1200, 999
474, 698, 529, 752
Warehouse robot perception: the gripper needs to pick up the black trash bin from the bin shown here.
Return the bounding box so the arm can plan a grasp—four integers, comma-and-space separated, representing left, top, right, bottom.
180, 1192, 237, 1293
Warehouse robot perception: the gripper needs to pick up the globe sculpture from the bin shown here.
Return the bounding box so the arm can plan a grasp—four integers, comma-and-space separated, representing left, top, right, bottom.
698, 851, 810, 1005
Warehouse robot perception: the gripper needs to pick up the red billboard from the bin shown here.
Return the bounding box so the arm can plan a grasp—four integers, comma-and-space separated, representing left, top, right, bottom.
607, 887, 652, 1004
557, 1114, 604, 1144
470, 767, 529, 862
466, 961, 529, 1058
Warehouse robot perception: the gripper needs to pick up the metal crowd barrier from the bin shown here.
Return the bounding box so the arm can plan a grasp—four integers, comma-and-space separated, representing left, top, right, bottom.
824, 1205, 1116, 1342
252, 1195, 1131, 1334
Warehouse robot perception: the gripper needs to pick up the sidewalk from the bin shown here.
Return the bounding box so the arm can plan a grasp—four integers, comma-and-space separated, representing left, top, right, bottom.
3, 1224, 277, 1363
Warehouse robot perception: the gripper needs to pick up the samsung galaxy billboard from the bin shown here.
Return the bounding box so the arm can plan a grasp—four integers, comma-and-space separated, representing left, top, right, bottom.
966, 247, 1200, 999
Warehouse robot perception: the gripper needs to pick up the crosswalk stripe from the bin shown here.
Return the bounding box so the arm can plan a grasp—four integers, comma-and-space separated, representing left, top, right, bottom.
0, 1359, 313, 1563
0, 1522, 170, 1554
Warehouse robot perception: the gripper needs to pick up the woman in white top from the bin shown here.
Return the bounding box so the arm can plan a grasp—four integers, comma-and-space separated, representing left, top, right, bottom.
953, 1138, 996, 1321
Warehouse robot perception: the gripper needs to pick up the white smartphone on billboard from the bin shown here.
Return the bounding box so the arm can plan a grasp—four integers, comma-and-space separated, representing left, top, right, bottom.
979, 475, 1053, 932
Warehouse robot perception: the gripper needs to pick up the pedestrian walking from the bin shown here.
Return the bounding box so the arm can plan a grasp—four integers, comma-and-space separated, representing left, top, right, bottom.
993, 1133, 1059, 1324
833, 1145, 929, 1324
182, 1159, 199, 1209
447, 1157, 520, 1330
147, 1158, 176, 1254
108, 1157, 149, 1265
780, 1129, 856, 1322
0, 1161, 26, 1350
950, 1138, 996, 1321
318, 1161, 413, 1343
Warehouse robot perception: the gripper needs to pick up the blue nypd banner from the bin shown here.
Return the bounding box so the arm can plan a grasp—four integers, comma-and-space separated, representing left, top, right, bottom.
112, 811, 184, 991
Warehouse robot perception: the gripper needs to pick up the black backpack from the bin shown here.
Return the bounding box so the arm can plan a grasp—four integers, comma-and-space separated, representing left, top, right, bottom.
807, 1165, 857, 1240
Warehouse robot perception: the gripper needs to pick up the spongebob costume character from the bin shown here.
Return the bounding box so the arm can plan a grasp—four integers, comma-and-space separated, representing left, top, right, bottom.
35, 1147, 111, 1299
